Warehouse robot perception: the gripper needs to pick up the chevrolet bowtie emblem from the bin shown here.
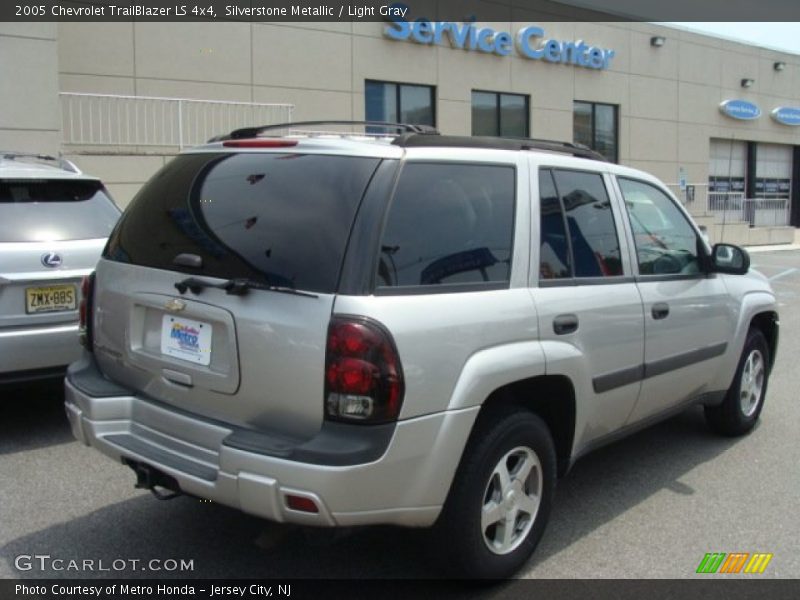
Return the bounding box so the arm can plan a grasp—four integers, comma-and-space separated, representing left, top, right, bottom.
165, 299, 186, 312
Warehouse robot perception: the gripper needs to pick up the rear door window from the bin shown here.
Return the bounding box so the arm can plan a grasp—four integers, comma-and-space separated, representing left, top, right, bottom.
0, 179, 119, 242
375, 162, 515, 290
538, 170, 571, 280
104, 153, 381, 294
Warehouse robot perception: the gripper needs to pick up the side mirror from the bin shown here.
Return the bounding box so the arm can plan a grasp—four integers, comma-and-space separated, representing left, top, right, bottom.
711, 243, 749, 275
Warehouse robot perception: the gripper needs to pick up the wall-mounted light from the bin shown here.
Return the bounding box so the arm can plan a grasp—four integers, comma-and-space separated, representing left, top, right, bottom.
741, 78, 755, 88
774, 61, 786, 71
650, 36, 666, 47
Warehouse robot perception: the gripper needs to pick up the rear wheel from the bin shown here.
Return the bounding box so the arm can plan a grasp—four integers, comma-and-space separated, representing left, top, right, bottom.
432, 408, 556, 579
704, 328, 769, 436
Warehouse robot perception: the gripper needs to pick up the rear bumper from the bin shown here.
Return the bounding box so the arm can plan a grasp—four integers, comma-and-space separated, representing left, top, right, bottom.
0, 322, 80, 378
65, 356, 479, 528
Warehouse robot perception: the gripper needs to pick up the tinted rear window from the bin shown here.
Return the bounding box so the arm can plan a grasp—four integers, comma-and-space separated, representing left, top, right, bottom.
104, 153, 381, 294
0, 179, 120, 242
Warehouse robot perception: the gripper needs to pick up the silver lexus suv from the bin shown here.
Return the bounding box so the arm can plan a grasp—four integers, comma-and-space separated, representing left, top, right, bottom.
1, 152, 119, 383
65, 123, 778, 578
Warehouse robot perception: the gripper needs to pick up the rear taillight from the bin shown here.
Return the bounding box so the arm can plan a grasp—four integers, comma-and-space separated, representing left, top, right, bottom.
324, 317, 404, 424
79, 272, 95, 351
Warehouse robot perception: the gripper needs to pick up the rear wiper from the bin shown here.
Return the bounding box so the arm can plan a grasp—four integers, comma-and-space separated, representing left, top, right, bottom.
174, 277, 318, 298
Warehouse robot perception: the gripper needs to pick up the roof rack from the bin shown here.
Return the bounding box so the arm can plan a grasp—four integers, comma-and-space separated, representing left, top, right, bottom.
212, 120, 440, 142
392, 134, 607, 161
0, 151, 82, 173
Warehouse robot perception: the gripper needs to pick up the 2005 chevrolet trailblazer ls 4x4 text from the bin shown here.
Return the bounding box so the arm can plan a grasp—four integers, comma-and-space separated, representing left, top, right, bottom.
65, 121, 778, 578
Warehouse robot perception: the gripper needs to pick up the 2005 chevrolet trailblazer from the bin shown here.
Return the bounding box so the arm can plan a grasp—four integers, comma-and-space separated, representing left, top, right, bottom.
65, 122, 778, 578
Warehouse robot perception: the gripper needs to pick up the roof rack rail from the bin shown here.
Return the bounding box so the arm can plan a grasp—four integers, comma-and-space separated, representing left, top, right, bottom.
391, 134, 607, 161
0, 151, 82, 173
212, 120, 440, 142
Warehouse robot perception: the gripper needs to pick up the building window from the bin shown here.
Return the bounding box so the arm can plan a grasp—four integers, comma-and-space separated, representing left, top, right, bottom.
365, 80, 435, 126
471, 91, 529, 137
573, 101, 618, 163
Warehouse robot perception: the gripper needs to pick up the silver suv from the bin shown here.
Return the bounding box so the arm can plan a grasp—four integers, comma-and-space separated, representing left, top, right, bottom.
65, 123, 778, 578
1, 152, 119, 383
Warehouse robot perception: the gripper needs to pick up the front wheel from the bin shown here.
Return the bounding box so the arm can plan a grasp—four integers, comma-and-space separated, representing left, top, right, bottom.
431, 408, 556, 579
704, 328, 770, 436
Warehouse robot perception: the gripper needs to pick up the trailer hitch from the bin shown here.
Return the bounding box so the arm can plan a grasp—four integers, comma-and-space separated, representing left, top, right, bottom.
125, 459, 183, 501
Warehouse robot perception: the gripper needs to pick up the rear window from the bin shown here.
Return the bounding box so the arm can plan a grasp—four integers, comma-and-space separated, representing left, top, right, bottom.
0, 179, 120, 242
104, 153, 381, 294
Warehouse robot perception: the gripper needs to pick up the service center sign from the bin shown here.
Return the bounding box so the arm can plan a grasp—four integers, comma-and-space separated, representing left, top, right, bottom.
719, 99, 761, 120
384, 18, 616, 70
771, 106, 800, 126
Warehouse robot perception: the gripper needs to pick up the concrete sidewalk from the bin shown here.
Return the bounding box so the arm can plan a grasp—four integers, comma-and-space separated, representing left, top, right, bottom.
745, 243, 800, 253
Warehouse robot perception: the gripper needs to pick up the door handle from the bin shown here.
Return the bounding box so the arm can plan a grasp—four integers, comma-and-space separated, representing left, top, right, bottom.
553, 314, 579, 335
651, 302, 670, 320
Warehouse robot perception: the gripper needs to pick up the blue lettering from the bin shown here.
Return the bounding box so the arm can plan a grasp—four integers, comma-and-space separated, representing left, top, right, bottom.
383, 20, 615, 70
543, 39, 561, 62
494, 31, 512, 56
411, 18, 433, 43
560, 40, 575, 63
517, 26, 545, 59
448, 22, 471, 49
576, 43, 590, 66
603, 49, 615, 69
588, 47, 605, 69
171, 327, 198, 348
384, 18, 410, 41
432, 21, 449, 44
476, 28, 494, 53
468, 23, 478, 49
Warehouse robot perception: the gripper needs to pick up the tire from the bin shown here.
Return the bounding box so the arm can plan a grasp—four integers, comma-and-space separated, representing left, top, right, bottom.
431, 407, 556, 579
704, 328, 769, 437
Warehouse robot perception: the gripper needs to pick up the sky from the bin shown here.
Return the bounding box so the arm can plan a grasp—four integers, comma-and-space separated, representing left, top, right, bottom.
665, 23, 800, 55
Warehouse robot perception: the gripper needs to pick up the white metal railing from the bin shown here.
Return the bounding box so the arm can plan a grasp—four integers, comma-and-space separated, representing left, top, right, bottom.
60, 93, 294, 149
744, 198, 791, 227
707, 192, 790, 227
708, 191, 746, 224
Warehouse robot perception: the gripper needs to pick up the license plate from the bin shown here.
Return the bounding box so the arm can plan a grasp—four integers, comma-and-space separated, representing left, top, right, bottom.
160, 315, 212, 366
25, 284, 77, 314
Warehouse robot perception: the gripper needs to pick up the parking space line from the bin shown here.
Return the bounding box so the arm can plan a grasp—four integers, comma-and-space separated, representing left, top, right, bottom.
769, 268, 798, 282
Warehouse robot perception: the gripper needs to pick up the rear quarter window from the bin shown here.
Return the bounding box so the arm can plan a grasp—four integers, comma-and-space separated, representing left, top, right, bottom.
376, 162, 515, 290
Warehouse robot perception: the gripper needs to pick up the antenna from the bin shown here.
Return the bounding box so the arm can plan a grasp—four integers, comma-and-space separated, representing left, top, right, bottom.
719, 137, 736, 244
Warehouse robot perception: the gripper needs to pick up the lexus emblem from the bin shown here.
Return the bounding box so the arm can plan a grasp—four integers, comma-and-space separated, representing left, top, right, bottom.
41, 252, 63, 268
165, 299, 186, 312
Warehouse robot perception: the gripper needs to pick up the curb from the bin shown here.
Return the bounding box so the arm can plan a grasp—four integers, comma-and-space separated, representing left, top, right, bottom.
744, 244, 800, 253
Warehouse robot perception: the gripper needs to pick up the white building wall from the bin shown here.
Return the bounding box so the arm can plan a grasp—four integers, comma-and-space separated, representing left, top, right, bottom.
0, 23, 61, 154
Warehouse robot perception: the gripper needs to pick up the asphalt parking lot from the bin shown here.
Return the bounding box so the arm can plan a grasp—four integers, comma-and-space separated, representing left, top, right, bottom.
1, 248, 799, 581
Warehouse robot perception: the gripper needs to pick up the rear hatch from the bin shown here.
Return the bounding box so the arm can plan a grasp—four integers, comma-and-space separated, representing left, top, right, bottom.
93, 150, 383, 437
0, 178, 119, 329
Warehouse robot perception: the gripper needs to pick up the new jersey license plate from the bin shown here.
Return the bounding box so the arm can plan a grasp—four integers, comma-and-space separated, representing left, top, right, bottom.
160, 314, 212, 366
25, 284, 77, 314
